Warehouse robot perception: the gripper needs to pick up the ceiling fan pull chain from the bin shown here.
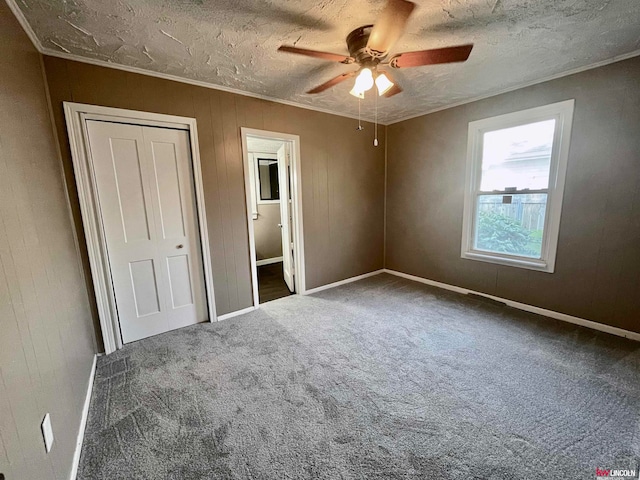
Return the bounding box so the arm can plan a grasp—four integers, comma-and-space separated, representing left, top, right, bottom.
374, 90, 379, 147
357, 97, 363, 131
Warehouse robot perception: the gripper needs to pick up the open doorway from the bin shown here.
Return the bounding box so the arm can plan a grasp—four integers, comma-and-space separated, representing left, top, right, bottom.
241, 128, 305, 306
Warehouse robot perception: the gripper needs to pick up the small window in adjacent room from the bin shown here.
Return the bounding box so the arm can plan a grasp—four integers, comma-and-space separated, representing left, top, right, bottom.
461, 100, 575, 273
257, 158, 280, 201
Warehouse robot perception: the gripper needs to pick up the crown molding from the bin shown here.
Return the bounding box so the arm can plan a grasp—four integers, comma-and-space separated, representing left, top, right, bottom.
5, 0, 43, 50
7, 0, 640, 128
386, 49, 640, 125
5, 0, 382, 125
41, 49, 382, 124
7, 0, 386, 125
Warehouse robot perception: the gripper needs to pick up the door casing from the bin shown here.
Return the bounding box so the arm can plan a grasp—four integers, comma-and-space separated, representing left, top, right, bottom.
64, 102, 217, 354
276, 143, 294, 292
240, 128, 306, 307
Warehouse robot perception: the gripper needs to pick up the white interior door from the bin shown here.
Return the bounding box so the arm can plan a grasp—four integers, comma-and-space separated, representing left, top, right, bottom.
86, 120, 207, 343
277, 144, 294, 292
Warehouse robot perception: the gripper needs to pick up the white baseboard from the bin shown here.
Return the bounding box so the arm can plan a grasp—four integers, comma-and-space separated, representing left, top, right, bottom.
383, 269, 640, 342
256, 257, 283, 267
69, 353, 98, 480
303, 269, 385, 295
217, 306, 257, 321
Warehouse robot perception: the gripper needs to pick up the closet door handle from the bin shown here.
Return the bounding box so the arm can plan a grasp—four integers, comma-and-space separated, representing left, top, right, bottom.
176, 244, 184, 249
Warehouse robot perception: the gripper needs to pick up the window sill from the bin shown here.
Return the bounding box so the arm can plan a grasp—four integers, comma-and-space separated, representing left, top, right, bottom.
461, 250, 554, 273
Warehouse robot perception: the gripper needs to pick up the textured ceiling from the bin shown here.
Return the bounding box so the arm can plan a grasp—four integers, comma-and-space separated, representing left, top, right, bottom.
247, 136, 284, 154
14, 0, 640, 123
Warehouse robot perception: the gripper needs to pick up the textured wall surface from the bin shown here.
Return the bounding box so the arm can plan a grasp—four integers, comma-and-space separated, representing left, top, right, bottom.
254, 204, 283, 261
12, 0, 640, 123
43, 55, 385, 324
0, 2, 97, 479
386, 56, 640, 333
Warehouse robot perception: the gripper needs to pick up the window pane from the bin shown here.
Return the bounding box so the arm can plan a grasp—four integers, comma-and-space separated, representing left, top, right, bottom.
258, 158, 279, 201
480, 119, 555, 191
474, 193, 547, 258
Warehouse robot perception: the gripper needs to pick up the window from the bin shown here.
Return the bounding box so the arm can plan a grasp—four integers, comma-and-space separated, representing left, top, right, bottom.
257, 158, 280, 201
461, 100, 574, 272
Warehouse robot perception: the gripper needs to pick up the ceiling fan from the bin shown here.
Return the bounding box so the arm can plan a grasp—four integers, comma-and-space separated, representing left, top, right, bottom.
278, 0, 473, 98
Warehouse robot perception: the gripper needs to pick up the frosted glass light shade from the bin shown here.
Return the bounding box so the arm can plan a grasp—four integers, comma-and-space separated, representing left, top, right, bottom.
375, 73, 394, 95
349, 68, 374, 97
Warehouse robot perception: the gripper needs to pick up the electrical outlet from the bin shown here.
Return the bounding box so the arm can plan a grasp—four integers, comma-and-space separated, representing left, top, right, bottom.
41, 413, 54, 453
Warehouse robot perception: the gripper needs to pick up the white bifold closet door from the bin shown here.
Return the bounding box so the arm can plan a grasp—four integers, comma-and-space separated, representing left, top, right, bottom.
86, 120, 207, 344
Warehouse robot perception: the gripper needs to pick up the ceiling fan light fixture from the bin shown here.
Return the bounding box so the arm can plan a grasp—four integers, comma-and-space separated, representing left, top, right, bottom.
350, 68, 374, 97
278, 0, 472, 101
349, 86, 365, 99
375, 72, 394, 96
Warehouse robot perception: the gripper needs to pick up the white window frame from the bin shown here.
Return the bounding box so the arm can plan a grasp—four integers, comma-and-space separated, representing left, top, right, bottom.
461, 99, 575, 273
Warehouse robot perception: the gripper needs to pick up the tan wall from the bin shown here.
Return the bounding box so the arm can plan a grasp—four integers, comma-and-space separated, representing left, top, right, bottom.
42, 56, 386, 324
254, 203, 282, 260
386, 56, 640, 334
0, 3, 97, 479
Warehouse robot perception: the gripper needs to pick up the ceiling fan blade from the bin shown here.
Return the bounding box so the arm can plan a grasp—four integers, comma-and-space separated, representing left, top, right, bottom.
366, 0, 416, 57
278, 46, 354, 64
306, 72, 356, 94
378, 70, 403, 97
389, 44, 473, 68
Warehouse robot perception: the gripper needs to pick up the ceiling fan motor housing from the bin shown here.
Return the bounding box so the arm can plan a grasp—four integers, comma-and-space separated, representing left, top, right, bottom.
347, 25, 382, 66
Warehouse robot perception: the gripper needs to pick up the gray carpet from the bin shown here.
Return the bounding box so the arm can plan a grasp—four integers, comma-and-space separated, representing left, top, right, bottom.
78, 273, 640, 479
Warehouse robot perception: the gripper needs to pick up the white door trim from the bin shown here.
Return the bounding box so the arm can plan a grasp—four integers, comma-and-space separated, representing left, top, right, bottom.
64, 102, 217, 354
240, 128, 306, 306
